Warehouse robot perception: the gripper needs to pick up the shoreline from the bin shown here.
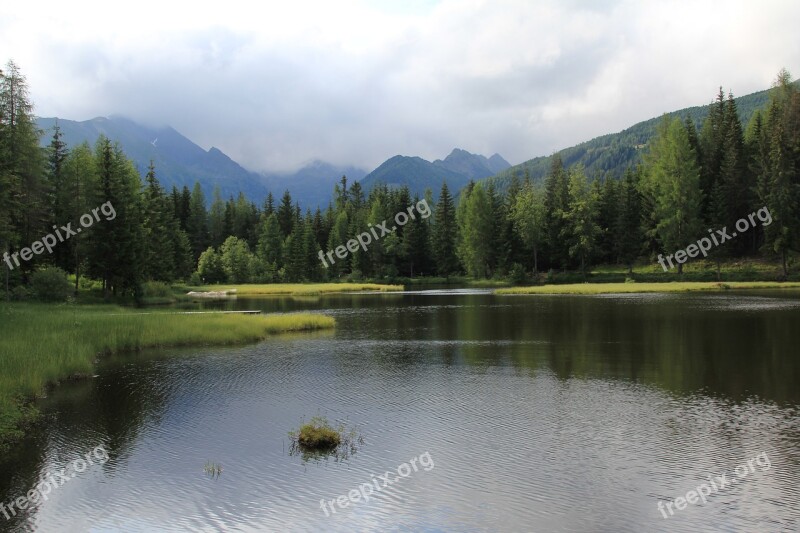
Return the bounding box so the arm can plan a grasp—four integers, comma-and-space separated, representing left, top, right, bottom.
0, 304, 335, 450
496, 281, 800, 295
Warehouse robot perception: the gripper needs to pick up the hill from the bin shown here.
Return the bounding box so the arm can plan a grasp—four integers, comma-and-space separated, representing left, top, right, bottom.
488, 83, 788, 189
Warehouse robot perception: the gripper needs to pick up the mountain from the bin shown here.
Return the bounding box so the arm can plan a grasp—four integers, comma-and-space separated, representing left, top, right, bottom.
358, 149, 510, 199
263, 161, 367, 210
36, 116, 364, 208
37, 115, 268, 202
433, 148, 511, 180
488, 82, 792, 190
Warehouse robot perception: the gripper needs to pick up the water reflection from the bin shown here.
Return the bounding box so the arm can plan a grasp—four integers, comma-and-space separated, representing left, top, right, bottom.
0, 290, 798, 532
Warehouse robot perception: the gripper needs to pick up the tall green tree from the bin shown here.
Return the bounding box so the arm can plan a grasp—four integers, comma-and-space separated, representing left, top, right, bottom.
432, 182, 459, 276
564, 165, 599, 278
543, 154, 570, 269
643, 117, 703, 274
511, 179, 546, 275
457, 183, 494, 278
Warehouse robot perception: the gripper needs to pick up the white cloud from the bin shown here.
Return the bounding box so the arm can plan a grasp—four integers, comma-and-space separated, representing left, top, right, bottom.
2, 0, 799, 172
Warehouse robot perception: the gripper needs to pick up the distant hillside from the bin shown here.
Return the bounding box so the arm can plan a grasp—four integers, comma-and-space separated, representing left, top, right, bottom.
36, 116, 364, 208
359, 149, 510, 199
488, 82, 790, 189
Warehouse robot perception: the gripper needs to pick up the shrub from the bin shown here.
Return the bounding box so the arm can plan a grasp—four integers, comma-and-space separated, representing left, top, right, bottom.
11, 286, 31, 301
141, 281, 172, 298
509, 263, 527, 284
31, 267, 72, 302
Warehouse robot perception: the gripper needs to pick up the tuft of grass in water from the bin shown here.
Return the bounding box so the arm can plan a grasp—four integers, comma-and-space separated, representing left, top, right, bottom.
194, 283, 403, 297
294, 416, 342, 449
495, 281, 800, 295
0, 303, 335, 449
288, 416, 364, 462
204, 461, 223, 479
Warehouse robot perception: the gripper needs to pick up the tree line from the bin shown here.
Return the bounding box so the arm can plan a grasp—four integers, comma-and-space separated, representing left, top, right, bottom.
2, 61, 799, 300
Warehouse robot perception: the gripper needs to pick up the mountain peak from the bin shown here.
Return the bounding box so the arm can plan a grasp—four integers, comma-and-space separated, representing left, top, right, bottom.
433, 148, 510, 180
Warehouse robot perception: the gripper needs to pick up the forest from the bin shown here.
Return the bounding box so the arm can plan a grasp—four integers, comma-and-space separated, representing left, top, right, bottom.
1, 61, 799, 301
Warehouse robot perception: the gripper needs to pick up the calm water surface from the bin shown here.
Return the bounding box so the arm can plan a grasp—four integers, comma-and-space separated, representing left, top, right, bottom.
1, 289, 799, 532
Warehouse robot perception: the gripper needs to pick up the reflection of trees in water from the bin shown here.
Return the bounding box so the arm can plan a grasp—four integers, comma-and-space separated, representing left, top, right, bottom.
0, 347, 175, 528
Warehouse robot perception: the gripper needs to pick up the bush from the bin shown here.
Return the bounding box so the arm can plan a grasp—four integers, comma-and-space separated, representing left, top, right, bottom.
141, 281, 172, 298
188, 272, 203, 286
31, 267, 72, 302
10, 286, 31, 301
509, 263, 527, 284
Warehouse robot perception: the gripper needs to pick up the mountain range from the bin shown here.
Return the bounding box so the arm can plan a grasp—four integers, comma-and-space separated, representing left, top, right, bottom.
36, 79, 789, 209
35, 116, 367, 208
35, 116, 506, 207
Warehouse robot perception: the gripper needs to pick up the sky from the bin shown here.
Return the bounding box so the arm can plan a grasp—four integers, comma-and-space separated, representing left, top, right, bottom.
2, 0, 799, 173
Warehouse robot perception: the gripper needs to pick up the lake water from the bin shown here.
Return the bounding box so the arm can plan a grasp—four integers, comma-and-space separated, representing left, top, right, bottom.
2, 289, 800, 532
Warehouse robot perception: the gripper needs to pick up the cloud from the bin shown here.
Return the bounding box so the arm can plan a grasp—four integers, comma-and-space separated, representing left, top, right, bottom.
2, 0, 799, 172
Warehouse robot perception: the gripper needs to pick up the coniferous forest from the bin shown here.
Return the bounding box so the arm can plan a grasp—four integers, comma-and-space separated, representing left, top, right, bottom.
2, 61, 800, 301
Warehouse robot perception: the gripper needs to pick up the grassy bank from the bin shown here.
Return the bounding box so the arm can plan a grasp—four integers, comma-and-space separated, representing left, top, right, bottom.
496, 281, 800, 295
0, 303, 335, 448
194, 282, 403, 297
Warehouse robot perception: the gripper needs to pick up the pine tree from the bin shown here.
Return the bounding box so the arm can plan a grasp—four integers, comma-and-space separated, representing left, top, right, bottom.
432, 182, 459, 276
141, 161, 177, 281
543, 154, 570, 269
277, 190, 294, 238
187, 182, 209, 262
208, 186, 226, 248
46, 123, 73, 271
614, 167, 643, 274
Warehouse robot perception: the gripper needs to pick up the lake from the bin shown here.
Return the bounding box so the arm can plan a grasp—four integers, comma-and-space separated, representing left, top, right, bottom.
1, 289, 799, 532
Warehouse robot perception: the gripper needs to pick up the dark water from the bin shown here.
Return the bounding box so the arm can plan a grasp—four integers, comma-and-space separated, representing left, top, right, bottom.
2, 289, 800, 532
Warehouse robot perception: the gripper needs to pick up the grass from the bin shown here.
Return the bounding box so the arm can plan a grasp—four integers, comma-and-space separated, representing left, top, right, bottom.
194, 282, 403, 296
0, 303, 335, 449
288, 415, 364, 462
292, 416, 342, 450
496, 281, 800, 295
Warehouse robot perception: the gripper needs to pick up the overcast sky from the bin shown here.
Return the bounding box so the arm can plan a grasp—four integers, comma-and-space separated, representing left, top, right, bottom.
2, 0, 799, 173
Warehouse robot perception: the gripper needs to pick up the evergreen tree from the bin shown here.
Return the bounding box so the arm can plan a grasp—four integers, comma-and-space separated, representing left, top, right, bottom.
543, 154, 570, 269
643, 118, 703, 275
432, 182, 459, 276
614, 167, 643, 274
457, 183, 494, 278
277, 190, 294, 238
187, 182, 209, 262
208, 186, 226, 248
